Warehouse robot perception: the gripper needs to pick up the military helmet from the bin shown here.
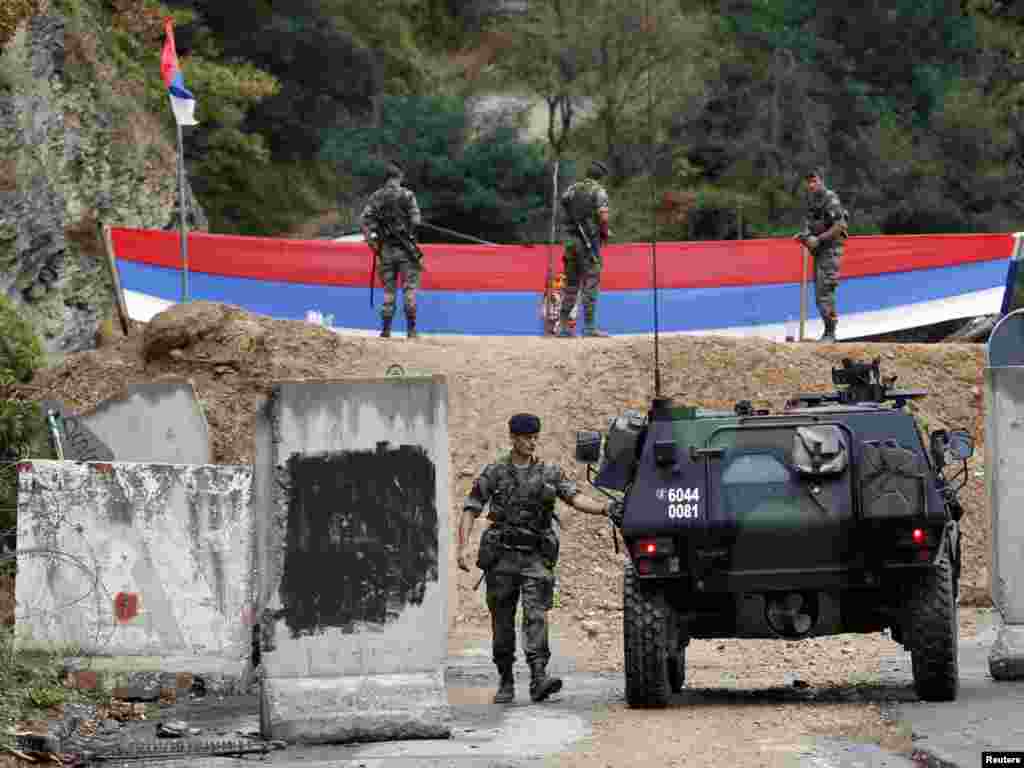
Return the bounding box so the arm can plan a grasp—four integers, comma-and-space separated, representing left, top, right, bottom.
588, 160, 609, 179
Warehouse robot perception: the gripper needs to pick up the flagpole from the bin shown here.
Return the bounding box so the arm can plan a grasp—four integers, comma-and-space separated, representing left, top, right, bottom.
177, 121, 189, 303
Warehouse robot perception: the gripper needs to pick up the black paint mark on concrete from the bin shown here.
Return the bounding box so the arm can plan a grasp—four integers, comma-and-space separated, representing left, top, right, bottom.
40, 400, 115, 461
276, 443, 438, 639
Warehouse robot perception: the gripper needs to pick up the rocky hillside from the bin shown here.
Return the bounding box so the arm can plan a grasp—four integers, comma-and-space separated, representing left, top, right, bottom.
0, 1, 204, 360
4, 302, 991, 634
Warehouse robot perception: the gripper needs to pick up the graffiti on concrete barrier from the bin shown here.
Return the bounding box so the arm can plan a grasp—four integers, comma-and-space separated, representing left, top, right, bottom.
277, 442, 439, 638
40, 401, 115, 462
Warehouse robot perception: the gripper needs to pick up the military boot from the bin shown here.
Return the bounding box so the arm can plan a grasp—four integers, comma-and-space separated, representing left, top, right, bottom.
493, 666, 515, 704
819, 317, 837, 343
406, 312, 418, 339
557, 309, 575, 337
529, 663, 562, 703
380, 316, 393, 339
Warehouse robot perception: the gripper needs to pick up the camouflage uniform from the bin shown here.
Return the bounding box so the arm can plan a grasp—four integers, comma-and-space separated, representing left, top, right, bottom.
360, 175, 423, 336
803, 185, 847, 338
559, 170, 610, 336
463, 453, 577, 684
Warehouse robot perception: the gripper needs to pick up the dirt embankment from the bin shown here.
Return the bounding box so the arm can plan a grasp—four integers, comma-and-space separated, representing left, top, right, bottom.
3, 301, 991, 636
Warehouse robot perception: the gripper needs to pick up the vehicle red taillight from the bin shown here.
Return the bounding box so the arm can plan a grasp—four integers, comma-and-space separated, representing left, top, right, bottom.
912, 528, 926, 545
632, 537, 675, 558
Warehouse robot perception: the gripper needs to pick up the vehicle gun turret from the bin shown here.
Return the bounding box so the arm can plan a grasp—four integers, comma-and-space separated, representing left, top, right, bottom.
786, 357, 927, 409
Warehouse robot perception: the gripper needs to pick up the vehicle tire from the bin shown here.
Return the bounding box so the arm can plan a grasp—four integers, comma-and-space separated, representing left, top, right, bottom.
623, 560, 672, 708
907, 547, 959, 702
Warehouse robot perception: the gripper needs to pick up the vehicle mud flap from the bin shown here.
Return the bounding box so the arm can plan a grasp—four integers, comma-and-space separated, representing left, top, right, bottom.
906, 544, 959, 701
623, 559, 675, 708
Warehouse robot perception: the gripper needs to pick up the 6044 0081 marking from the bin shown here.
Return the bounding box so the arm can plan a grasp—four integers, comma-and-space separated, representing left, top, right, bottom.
661, 487, 701, 519
668, 503, 700, 519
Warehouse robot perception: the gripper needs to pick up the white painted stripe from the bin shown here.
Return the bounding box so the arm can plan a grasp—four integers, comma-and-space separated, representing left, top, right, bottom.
124, 286, 1002, 341
123, 289, 174, 322
168, 93, 198, 126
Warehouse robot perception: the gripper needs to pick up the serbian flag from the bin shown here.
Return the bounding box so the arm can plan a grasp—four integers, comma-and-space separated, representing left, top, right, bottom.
160, 17, 198, 126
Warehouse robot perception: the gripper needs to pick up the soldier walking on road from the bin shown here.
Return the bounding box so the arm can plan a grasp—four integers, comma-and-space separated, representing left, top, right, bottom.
795, 169, 848, 343
558, 160, 612, 338
360, 163, 424, 339
456, 413, 615, 704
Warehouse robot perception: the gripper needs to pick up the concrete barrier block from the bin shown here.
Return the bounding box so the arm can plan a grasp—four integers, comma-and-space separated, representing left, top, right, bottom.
15, 460, 254, 672
41, 400, 115, 461
260, 671, 450, 744
986, 366, 1024, 625
985, 365, 1024, 679
254, 377, 451, 743
77, 380, 212, 465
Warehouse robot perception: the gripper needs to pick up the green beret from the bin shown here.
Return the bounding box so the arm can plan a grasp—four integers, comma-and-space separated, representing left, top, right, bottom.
508, 413, 541, 435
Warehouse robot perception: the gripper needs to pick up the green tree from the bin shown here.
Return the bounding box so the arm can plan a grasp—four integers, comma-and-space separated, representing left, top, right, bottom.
676, 0, 981, 237
320, 94, 549, 243
0, 295, 47, 535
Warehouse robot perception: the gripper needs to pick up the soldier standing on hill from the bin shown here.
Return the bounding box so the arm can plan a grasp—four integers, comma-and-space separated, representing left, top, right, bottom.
360, 162, 423, 339
558, 160, 612, 338
456, 413, 617, 704
795, 168, 848, 343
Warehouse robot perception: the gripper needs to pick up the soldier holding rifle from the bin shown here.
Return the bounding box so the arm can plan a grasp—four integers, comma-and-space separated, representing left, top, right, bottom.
360, 162, 425, 338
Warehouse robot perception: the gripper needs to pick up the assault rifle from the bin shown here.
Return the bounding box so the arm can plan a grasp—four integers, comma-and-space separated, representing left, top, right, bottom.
378, 217, 425, 264
366, 218, 425, 307
574, 221, 595, 256
560, 197, 598, 258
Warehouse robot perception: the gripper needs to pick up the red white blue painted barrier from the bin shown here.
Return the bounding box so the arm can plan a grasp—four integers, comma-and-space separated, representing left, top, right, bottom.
109, 227, 1019, 340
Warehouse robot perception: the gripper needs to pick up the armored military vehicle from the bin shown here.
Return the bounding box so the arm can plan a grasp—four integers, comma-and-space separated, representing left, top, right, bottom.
575, 357, 974, 707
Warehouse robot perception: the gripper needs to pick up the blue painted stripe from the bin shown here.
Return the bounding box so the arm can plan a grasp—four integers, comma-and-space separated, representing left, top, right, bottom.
118, 257, 1009, 335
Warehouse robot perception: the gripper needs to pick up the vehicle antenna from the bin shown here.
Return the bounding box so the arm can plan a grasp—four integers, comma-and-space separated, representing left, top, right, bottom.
647, 0, 662, 400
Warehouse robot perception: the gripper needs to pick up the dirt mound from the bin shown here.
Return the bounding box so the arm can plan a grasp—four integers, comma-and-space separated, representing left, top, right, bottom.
10, 303, 992, 636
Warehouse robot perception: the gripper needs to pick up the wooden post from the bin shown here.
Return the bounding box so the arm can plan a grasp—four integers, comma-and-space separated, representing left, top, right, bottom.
102, 225, 132, 336
543, 158, 560, 335
799, 244, 809, 342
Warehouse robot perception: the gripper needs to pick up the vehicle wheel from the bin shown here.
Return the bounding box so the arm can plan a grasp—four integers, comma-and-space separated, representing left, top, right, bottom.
907, 547, 959, 701
623, 560, 672, 708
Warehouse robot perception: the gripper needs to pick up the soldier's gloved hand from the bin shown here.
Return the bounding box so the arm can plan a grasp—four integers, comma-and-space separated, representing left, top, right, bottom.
805, 235, 820, 250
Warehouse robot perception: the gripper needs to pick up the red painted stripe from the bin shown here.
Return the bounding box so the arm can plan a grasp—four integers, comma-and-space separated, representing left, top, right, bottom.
110, 228, 1014, 292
